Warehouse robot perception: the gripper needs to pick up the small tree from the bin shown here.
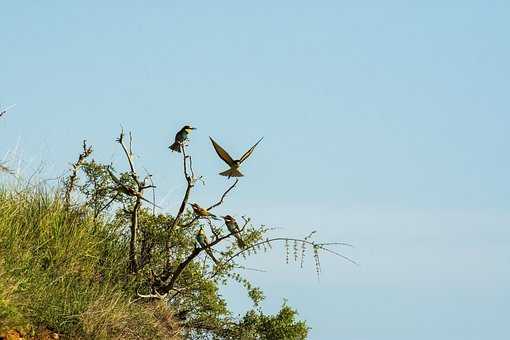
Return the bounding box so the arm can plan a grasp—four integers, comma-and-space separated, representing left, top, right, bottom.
63, 128, 356, 339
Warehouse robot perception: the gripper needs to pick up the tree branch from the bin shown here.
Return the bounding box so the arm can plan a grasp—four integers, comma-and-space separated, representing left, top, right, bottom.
0, 104, 15, 118
158, 231, 235, 294
207, 179, 239, 211
223, 238, 358, 266
168, 146, 195, 234
64, 140, 92, 208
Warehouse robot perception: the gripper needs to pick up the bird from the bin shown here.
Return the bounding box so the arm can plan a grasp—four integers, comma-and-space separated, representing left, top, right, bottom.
209, 136, 263, 177
190, 203, 220, 220
169, 125, 196, 152
106, 167, 161, 208
222, 215, 246, 248
196, 228, 220, 265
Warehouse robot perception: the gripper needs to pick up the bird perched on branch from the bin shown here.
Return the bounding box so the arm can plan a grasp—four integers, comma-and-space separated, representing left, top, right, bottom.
106, 167, 160, 208
222, 215, 246, 249
190, 203, 220, 220
196, 228, 220, 265
209, 136, 263, 178
169, 125, 196, 152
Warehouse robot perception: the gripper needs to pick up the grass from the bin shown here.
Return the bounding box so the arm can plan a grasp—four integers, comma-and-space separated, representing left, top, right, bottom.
0, 187, 181, 339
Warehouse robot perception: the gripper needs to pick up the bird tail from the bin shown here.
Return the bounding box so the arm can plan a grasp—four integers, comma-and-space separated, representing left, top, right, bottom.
169, 142, 182, 153
205, 248, 220, 265
219, 168, 244, 178
235, 235, 246, 249
209, 213, 221, 221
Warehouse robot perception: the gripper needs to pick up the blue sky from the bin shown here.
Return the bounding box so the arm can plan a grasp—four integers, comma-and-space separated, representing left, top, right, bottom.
1, 2, 510, 339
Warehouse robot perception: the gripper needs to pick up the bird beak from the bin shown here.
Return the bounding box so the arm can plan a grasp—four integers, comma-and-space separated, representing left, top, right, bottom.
191, 127, 197, 130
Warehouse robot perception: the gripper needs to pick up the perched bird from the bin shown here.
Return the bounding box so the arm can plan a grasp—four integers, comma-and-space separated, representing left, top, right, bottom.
196, 228, 220, 265
209, 136, 263, 177
222, 215, 246, 248
190, 203, 220, 220
169, 125, 196, 152
107, 167, 161, 208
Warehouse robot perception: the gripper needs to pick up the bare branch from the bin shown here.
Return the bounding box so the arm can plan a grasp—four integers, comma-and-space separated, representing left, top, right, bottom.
116, 129, 137, 179
179, 180, 240, 231
168, 146, 195, 234
0, 104, 15, 118
158, 230, 236, 294
136, 289, 168, 300
112, 131, 158, 273
94, 192, 120, 218
64, 140, 92, 207
207, 179, 239, 211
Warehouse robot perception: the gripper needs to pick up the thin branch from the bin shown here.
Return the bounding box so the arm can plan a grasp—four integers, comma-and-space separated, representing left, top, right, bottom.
94, 192, 120, 218
148, 173, 156, 216
159, 231, 235, 294
223, 237, 358, 266
136, 289, 168, 300
0, 104, 15, 118
207, 179, 239, 211
168, 146, 194, 233
64, 140, 92, 207
180, 179, 240, 230
116, 130, 137, 180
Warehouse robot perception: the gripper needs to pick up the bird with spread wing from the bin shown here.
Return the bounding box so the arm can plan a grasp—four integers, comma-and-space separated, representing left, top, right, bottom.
209, 136, 263, 178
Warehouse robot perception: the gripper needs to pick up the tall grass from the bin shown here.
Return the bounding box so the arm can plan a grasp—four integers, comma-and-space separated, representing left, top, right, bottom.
0, 187, 180, 339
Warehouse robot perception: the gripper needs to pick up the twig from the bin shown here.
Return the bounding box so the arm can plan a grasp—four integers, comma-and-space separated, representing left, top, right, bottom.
180, 179, 240, 230
207, 179, 239, 211
168, 146, 195, 233
0, 104, 15, 118
223, 238, 358, 266
64, 140, 92, 208
136, 289, 168, 300
158, 230, 236, 294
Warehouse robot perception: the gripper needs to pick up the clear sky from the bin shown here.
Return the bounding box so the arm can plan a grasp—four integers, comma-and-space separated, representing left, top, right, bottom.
2, 1, 510, 339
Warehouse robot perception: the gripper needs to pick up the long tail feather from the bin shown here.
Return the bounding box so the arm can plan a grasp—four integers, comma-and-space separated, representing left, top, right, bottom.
235, 235, 246, 249
209, 213, 221, 221
205, 248, 220, 265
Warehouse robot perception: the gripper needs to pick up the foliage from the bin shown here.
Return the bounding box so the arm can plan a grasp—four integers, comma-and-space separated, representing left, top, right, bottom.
224, 302, 309, 340
0, 188, 181, 339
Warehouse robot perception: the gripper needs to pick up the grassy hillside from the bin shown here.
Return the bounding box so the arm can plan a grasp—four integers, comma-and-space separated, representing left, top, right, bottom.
0, 188, 180, 339
0, 131, 323, 339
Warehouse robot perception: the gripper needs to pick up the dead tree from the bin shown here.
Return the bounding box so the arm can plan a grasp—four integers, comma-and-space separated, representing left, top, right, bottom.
108, 130, 156, 273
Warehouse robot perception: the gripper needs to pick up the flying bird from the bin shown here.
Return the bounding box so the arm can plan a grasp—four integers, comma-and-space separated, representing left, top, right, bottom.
196, 228, 220, 265
209, 136, 263, 178
169, 125, 196, 152
222, 215, 246, 249
190, 203, 220, 220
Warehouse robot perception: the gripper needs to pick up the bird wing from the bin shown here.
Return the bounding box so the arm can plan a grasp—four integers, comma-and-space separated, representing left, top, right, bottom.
210, 137, 236, 167
239, 137, 263, 163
